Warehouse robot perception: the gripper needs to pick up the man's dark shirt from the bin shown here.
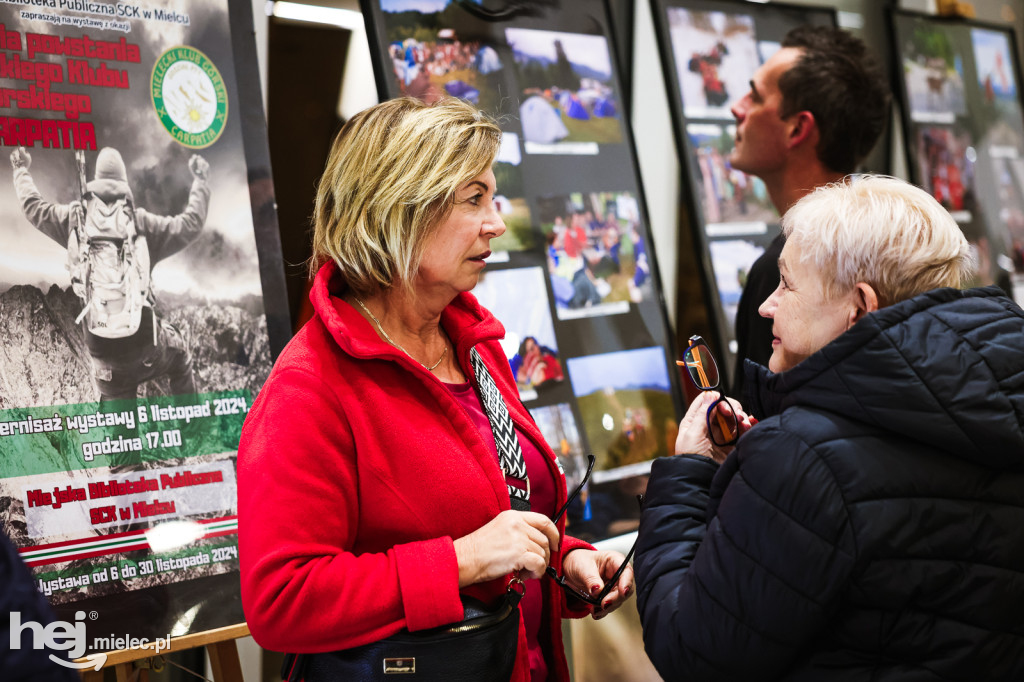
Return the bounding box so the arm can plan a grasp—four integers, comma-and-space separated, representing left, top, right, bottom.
732, 231, 784, 400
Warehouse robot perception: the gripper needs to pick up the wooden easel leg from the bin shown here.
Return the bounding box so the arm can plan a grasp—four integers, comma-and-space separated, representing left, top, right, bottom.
207, 639, 244, 682
114, 662, 132, 682
107, 662, 150, 682
81, 670, 104, 682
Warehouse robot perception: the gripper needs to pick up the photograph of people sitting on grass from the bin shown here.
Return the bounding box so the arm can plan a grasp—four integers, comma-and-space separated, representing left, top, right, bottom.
381, 1, 507, 112
536, 191, 651, 318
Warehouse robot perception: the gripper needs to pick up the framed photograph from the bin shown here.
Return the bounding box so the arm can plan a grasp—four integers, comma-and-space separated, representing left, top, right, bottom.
687, 123, 777, 227
471, 266, 562, 401
535, 190, 650, 320
915, 124, 977, 221
896, 19, 968, 123
708, 237, 771, 336
506, 28, 624, 154
650, 0, 836, 374
564, 346, 675, 474
972, 27, 1021, 120
666, 8, 759, 120
993, 155, 1024, 266
379, 0, 512, 112
528, 402, 588, 489
488, 132, 537, 254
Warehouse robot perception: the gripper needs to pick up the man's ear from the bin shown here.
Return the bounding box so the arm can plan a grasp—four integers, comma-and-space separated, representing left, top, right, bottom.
849, 282, 879, 327
787, 110, 818, 150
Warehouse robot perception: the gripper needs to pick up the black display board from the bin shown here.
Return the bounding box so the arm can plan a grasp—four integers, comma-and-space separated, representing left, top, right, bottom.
889, 10, 1024, 302
359, 0, 685, 542
649, 0, 836, 380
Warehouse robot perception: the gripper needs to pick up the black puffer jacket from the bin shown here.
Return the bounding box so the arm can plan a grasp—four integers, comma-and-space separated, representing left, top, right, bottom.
635, 286, 1024, 681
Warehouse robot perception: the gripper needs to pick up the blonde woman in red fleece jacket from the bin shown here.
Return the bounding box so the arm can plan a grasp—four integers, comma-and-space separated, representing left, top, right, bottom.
237, 97, 633, 681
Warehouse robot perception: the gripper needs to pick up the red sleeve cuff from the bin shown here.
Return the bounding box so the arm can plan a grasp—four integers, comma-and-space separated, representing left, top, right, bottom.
557, 535, 598, 618
393, 537, 464, 631
561, 534, 595, 555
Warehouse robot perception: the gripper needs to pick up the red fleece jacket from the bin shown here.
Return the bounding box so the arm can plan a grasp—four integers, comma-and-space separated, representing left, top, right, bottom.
238, 262, 592, 681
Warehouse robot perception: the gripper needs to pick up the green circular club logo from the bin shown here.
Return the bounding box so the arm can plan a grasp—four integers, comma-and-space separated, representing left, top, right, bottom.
151, 46, 228, 149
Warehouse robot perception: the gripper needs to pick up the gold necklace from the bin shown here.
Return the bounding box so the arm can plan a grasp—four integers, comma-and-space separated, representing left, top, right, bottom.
354, 298, 448, 372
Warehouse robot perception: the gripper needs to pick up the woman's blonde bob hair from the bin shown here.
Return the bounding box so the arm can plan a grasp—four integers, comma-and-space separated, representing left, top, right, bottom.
782, 175, 976, 306
310, 97, 502, 296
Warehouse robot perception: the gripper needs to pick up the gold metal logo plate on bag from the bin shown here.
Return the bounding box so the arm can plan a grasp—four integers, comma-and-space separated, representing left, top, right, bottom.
383, 657, 415, 674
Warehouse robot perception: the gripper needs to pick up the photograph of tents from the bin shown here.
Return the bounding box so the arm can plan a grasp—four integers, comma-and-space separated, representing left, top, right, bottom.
667, 7, 759, 120
506, 28, 623, 149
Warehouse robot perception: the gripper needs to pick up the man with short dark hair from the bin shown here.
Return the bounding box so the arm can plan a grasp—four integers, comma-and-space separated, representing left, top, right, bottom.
730, 25, 890, 397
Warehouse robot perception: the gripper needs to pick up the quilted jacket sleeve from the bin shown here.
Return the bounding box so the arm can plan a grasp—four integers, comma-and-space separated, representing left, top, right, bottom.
635, 424, 858, 680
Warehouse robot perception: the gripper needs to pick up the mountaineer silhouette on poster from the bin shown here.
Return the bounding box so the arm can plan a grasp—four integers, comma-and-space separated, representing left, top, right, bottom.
11, 145, 210, 402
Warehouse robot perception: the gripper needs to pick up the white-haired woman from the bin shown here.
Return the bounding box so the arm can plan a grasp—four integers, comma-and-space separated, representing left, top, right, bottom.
237, 97, 631, 682
636, 175, 1024, 681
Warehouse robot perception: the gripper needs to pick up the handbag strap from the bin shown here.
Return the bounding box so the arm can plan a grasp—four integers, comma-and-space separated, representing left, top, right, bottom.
469, 347, 530, 512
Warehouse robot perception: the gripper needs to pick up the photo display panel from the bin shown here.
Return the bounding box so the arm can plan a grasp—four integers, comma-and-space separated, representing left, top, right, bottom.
890, 10, 1024, 302
361, 0, 686, 542
0, 0, 285, 656
650, 0, 836, 377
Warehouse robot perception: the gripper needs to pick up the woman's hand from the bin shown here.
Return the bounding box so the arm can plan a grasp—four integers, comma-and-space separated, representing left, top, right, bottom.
675, 391, 757, 463
560, 549, 634, 619
453, 510, 560, 587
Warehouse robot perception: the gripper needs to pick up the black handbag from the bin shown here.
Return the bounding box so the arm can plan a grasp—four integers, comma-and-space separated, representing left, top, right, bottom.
284, 581, 524, 681
282, 349, 531, 681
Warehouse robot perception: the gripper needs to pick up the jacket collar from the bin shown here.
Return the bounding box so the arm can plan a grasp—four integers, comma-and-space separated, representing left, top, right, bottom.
743, 286, 1000, 418
310, 260, 506, 367
743, 285, 1024, 469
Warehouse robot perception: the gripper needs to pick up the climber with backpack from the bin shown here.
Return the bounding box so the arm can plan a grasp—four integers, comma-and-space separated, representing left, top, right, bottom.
11, 145, 211, 403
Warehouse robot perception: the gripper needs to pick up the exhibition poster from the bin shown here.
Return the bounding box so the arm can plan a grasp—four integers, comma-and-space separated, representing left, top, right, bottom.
0, 0, 278, 654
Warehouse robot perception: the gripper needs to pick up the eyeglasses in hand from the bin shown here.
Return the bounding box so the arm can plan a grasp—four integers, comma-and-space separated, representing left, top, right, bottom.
545, 455, 638, 607
677, 335, 739, 447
